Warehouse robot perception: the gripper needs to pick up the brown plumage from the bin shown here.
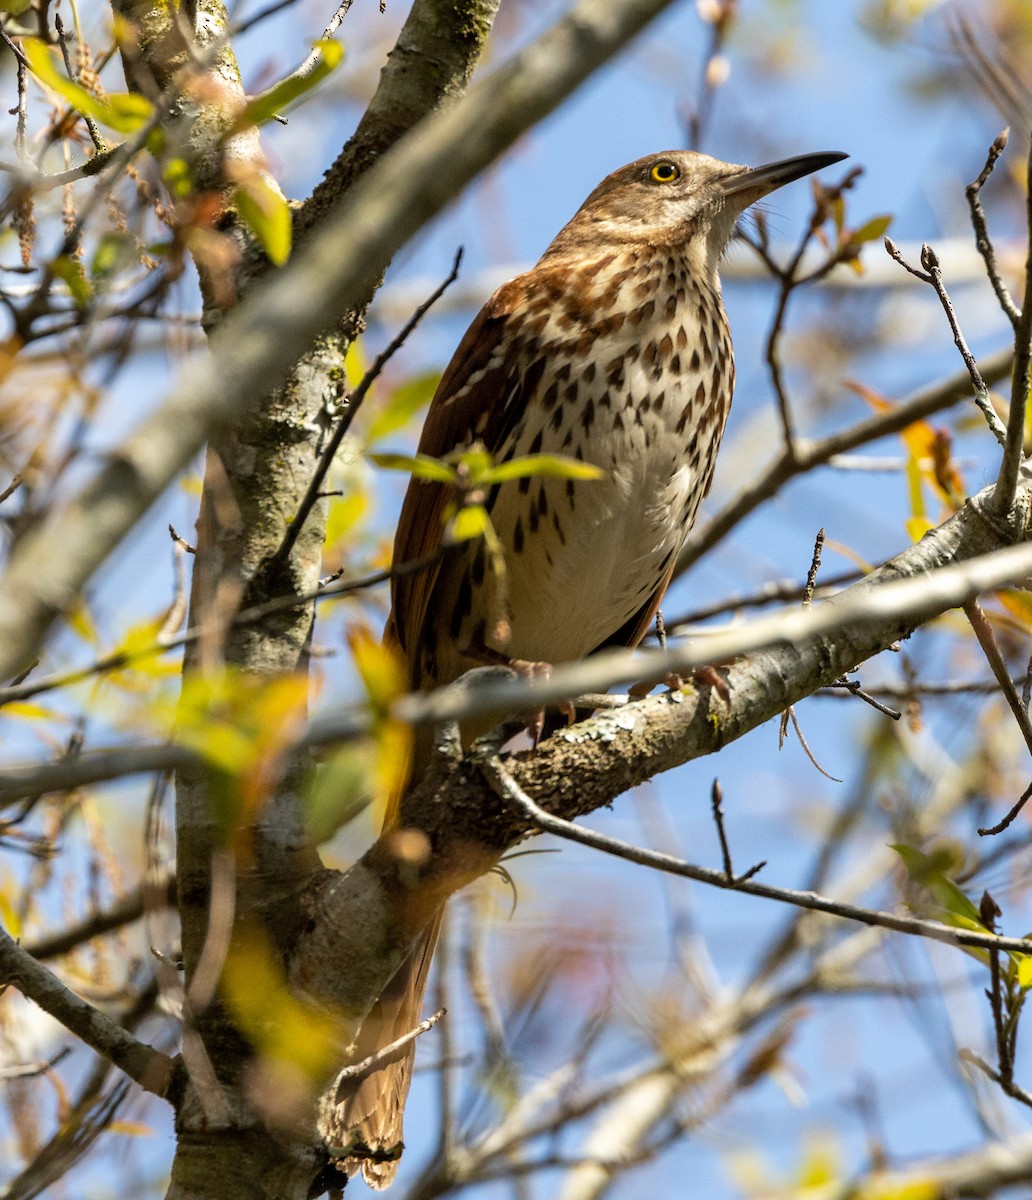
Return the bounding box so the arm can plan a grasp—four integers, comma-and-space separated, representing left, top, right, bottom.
336, 147, 845, 1187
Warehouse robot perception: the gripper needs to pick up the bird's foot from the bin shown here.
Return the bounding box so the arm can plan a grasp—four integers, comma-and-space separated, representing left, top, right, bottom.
459, 642, 567, 746
629, 665, 731, 703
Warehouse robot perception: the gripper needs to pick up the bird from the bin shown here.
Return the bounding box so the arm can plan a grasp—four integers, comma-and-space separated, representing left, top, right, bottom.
334, 146, 846, 1187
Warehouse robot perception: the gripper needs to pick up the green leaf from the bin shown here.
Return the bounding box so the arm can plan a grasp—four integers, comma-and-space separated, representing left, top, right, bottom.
450, 504, 491, 542
369, 452, 456, 484
237, 39, 345, 130
23, 38, 152, 133
364, 372, 440, 445
234, 175, 292, 266
91, 232, 130, 281
454, 446, 494, 481
850, 213, 893, 245
481, 452, 605, 485
305, 745, 374, 843
1016, 955, 1032, 990
891, 843, 984, 926
162, 157, 194, 199
52, 254, 92, 308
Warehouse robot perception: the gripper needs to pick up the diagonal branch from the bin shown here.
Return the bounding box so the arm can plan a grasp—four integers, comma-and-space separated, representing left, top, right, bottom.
0, 924, 174, 1096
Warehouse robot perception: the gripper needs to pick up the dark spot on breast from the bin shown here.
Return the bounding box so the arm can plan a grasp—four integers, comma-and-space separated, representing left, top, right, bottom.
581, 398, 595, 433
529, 430, 543, 454
553, 511, 566, 544
513, 517, 524, 554
542, 380, 559, 410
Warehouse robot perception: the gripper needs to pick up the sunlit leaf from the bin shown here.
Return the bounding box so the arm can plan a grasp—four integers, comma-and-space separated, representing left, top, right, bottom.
370, 451, 456, 484
480, 453, 604, 485
23, 39, 153, 132
66, 598, 100, 645
850, 214, 893, 245
305, 745, 375, 843
1, 701, 63, 721
364, 372, 440, 445
348, 625, 406, 712
222, 926, 340, 1081
234, 174, 292, 266
860, 1179, 939, 1200
450, 503, 491, 543
52, 255, 92, 309
324, 490, 369, 549
0, 879, 22, 937
237, 39, 345, 130
892, 843, 984, 926
796, 1132, 839, 1188
162, 157, 194, 199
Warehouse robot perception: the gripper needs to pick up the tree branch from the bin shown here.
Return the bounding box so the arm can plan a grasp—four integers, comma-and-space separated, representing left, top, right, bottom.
0, 924, 174, 1097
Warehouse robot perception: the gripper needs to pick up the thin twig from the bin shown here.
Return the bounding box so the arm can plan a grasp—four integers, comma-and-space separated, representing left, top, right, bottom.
993, 137, 1032, 515
979, 779, 1032, 839
964, 599, 1032, 756
660, 569, 861, 630
677, 345, 1015, 576
270, 247, 463, 570
802, 527, 824, 608
961, 1049, 1032, 1110
54, 15, 108, 153
709, 778, 764, 883
966, 128, 1020, 328
823, 678, 901, 720
0, 923, 174, 1095
480, 754, 1032, 957
248, 0, 355, 103
331, 1008, 445, 1093
885, 238, 1007, 446
0, 547, 451, 706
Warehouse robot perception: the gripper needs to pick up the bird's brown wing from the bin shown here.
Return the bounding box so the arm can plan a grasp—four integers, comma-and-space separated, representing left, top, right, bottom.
388, 278, 532, 678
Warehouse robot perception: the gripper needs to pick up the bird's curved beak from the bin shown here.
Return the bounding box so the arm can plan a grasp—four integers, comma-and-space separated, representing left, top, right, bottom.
718, 151, 848, 200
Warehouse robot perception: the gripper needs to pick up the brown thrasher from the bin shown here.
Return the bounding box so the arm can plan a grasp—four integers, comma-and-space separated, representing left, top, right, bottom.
335, 147, 845, 1187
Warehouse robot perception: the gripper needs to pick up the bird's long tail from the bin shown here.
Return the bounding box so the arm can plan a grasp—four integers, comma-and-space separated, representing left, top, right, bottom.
333, 906, 442, 1189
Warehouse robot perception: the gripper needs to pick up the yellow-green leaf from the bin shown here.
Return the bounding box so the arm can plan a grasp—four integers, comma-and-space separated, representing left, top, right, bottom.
305, 745, 375, 843
1016, 954, 1032, 990
481, 453, 604, 485
370, 452, 456, 484
52, 254, 92, 308
364, 372, 440, 445
891, 843, 983, 926
237, 39, 345, 130
450, 503, 491, 543
234, 175, 292, 266
324, 490, 368, 549
850, 214, 893, 245
24, 39, 153, 132
163, 157, 194, 199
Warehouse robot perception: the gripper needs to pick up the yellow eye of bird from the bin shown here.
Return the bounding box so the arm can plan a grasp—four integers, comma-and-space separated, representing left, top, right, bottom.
649, 161, 679, 183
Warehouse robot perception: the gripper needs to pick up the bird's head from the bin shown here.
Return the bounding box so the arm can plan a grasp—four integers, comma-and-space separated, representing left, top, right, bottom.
547, 148, 847, 278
